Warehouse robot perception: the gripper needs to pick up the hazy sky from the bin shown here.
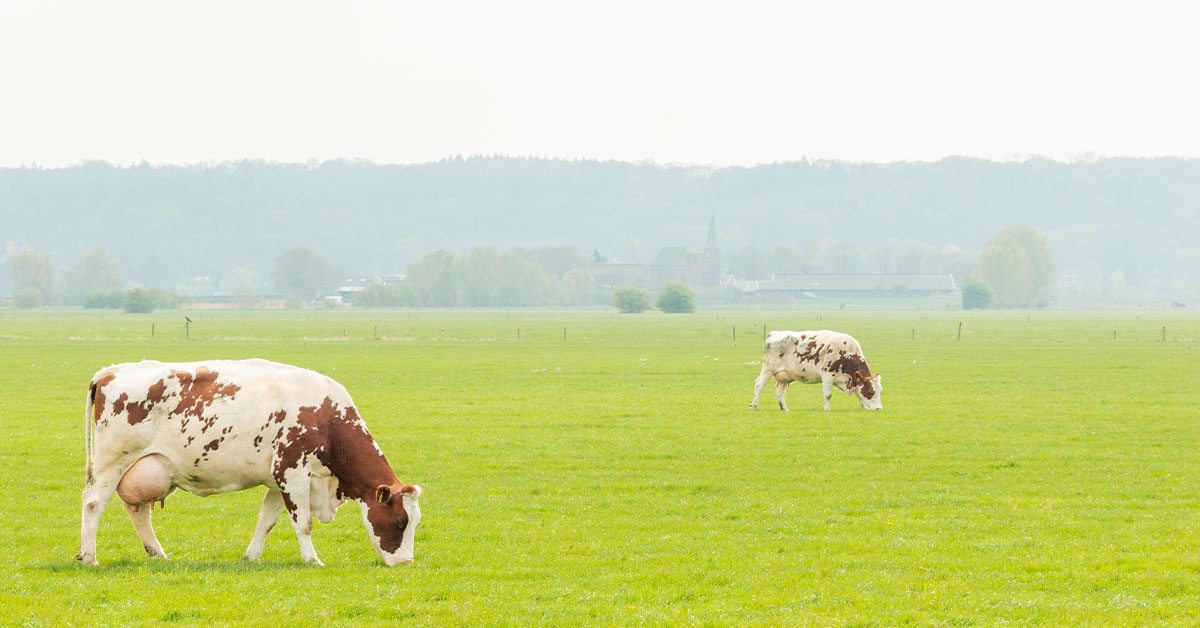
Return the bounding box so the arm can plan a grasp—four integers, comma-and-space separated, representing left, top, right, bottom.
2, 1, 1199, 168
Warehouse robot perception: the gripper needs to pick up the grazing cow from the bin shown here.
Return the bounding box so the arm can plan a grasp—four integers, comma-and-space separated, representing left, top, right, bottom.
750, 330, 882, 411
77, 359, 423, 567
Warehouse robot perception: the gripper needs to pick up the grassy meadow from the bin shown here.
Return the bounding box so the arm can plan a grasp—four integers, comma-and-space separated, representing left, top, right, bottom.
1, 307, 1198, 626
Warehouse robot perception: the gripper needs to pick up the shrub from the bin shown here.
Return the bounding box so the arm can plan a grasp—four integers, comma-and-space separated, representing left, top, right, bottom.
613, 286, 650, 313
14, 287, 43, 309
356, 284, 417, 308
656, 281, 696, 313
962, 276, 994, 310
84, 290, 123, 309
122, 289, 155, 313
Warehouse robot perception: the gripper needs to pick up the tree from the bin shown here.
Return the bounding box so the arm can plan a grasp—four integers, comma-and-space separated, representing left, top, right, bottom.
971, 224, 1055, 308
656, 281, 696, 313
961, 276, 994, 309
556, 267, 596, 305
825, 241, 862, 272
407, 250, 459, 307
122, 289, 155, 313
613, 286, 650, 313
9, 248, 52, 296
728, 247, 770, 279
272, 248, 333, 302
64, 247, 123, 304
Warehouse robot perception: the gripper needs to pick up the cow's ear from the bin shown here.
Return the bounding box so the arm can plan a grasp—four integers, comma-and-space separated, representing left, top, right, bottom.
400, 484, 422, 501
376, 484, 393, 505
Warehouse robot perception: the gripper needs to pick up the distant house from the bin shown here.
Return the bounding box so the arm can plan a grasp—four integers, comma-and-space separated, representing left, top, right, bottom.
736, 273, 957, 298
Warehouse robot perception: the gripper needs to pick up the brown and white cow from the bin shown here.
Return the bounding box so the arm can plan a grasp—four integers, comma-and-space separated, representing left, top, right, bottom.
750, 330, 883, 411
77, 359, 423, 567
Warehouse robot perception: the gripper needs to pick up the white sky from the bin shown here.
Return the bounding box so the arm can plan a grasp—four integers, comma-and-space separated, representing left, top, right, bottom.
2, 0, 1199, 167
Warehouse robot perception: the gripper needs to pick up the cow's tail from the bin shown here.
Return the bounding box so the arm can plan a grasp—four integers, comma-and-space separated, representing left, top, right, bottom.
84, 382, 95, 484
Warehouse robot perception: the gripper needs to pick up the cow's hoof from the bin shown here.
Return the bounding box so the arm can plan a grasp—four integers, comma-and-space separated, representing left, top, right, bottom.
77, 553, 98, 566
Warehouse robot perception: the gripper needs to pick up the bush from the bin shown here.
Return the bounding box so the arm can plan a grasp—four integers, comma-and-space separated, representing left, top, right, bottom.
962, 276, 994, 310
613, 286, 650, 313
84, 290, 123, 309
14, 287, 43, 309
656, 282, 696, 313
122, 289, 155, 313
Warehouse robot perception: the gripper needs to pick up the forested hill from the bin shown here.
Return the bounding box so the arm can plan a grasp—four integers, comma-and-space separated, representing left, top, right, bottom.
1, 156, 1197, 298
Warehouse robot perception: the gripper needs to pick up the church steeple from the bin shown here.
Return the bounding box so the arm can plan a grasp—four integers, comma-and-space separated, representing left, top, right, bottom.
705, 215, 717, 249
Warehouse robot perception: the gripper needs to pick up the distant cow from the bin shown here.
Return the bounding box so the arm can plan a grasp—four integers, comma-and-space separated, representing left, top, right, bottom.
751, 330, 882, 411
77, 359, 422, 567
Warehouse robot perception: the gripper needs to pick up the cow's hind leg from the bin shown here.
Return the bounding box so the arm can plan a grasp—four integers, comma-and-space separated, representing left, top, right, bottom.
775, 380, 790, 411
124, 502, 168, 559
751, 368, 772, 409
78, 473, 120, 566
821, 374, 834, 411
244, 489, 285, 561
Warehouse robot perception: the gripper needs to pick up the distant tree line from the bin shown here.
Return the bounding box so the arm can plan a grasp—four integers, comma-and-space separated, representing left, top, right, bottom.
3, 157, 1198, 304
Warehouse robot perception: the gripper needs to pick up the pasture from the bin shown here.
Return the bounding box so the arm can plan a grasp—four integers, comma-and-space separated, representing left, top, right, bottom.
1, 308, 1198, 626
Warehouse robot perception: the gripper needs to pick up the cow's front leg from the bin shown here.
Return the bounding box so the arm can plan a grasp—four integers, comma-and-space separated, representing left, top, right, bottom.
244, 489, 285, 561
124, 502, 168, 559
78, 474, 120, 566
774, 380, 789, 411
751, 368, 772, 409
280, 484, 323, 566
821, 374, 834, 411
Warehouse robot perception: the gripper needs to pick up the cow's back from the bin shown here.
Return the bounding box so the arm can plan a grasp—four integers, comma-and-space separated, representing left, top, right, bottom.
90, 359, 353, 495
762, 330, 865, 378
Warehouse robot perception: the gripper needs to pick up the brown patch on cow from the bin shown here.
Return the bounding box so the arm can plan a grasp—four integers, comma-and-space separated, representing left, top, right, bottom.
253, 435, 263, 448
271, 410, 287, 424
185, 436, 194, 447
169, 367, 241, 422
112, 393, 129, 416
126, 399, 151, 424
794, 341, 821, 363
91, 372, 118, 424
147, 378, 168, 403
204, 438, 221, 452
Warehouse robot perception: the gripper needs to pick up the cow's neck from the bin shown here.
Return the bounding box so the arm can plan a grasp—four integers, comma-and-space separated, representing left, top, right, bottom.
324, 414, 399, 503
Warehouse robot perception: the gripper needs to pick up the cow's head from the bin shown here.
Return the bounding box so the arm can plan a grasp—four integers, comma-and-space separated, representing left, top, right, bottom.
851, 372, 883, 410
359, 483, 422, 566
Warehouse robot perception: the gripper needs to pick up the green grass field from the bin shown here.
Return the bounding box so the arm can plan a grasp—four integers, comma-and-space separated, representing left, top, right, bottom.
2, 308, 1198, 626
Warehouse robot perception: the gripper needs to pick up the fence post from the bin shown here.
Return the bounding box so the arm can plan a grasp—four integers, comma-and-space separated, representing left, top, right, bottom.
957, 321, 962, 340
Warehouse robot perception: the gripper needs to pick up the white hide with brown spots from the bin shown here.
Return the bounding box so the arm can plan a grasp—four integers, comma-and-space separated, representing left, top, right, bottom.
77, 359, 422, 567
751, 330, 883, 411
